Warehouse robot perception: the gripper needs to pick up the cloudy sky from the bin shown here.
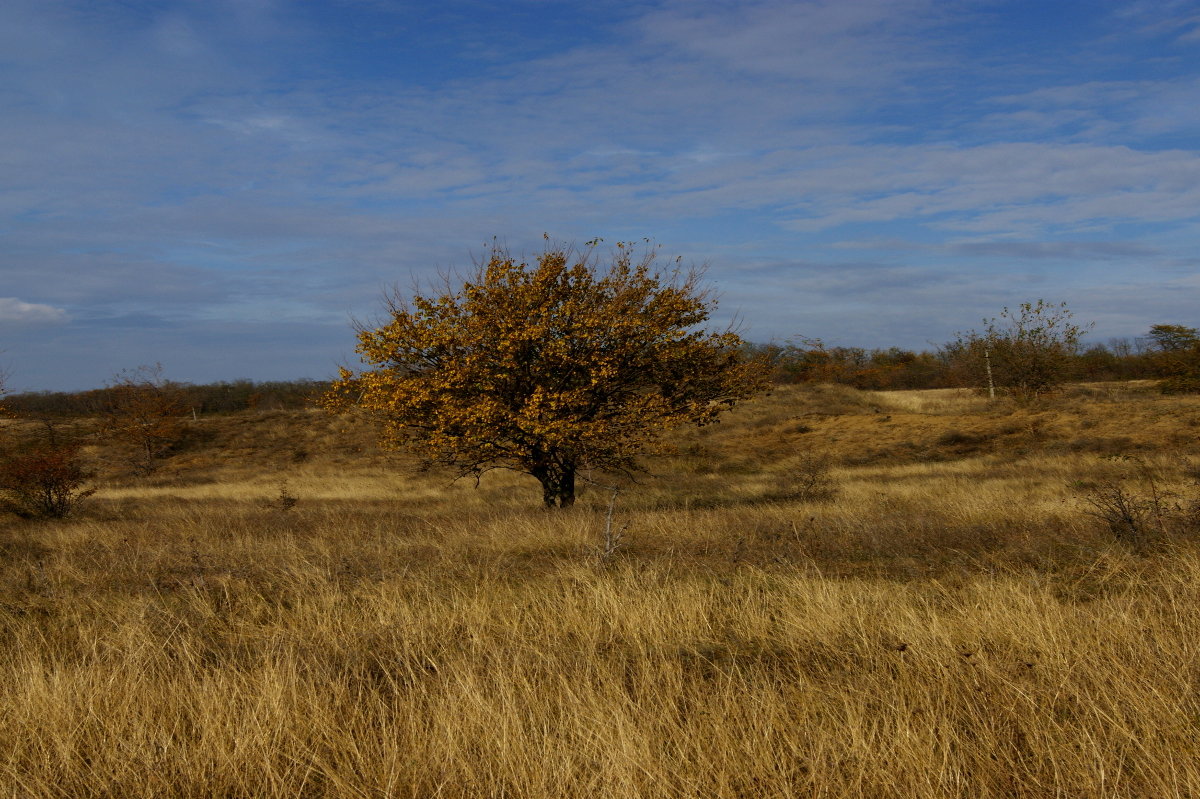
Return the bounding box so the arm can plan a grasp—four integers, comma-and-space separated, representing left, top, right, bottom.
2, 0, 1198, 391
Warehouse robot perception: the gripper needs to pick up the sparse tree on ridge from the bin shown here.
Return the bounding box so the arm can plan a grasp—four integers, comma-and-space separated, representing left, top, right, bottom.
99, 364, 188, 474
947, 300, 1091, 401
1147, 324, 1200, 353
1148, 323, 1200, 393
324, 239, 768, 507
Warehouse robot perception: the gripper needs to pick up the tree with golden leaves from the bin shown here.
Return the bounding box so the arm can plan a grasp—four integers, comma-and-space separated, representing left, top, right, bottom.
325, 240, 767, 507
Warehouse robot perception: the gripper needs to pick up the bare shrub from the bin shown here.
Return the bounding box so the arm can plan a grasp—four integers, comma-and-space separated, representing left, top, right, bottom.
1075, 455, 1195, 545
776, 453, 838, 502
0, 445, 96, 518
269, 481, 299, 512
1079, 479, 1164, 545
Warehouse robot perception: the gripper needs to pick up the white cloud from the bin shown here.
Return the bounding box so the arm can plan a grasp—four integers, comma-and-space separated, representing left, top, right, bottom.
0, 297, 69, 324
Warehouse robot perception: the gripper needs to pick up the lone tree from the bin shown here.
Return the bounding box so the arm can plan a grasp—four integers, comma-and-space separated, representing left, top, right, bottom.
324, 240, 767, 507
947, 300, 1090, 401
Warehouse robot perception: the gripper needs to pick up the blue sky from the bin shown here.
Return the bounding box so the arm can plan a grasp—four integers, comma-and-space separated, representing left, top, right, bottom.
2, 0, 1198, 391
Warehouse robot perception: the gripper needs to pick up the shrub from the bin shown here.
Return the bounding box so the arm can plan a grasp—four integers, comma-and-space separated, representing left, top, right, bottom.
1159, 374, 1200, 395
0, 445, 96, 518
1079, 478, 1165, 545
1075, 455, 1197, 545
776, 453, 838, 502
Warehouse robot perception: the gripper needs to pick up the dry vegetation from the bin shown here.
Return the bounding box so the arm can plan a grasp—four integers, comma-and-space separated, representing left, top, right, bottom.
2, 383, 1199, 797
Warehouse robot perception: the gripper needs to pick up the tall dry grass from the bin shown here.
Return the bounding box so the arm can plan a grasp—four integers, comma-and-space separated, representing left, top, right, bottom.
1, 383, 1198, 797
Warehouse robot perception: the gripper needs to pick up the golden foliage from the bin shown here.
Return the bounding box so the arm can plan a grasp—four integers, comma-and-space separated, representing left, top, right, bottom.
325, 240, 768, 506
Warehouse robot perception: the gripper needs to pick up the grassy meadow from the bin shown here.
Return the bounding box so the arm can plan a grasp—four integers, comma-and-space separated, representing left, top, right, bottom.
2, 382, 1199, 797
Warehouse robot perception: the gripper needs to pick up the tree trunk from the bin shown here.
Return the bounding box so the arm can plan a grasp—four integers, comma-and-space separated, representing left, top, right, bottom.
534, 462, 576, 508
540, 476, 557, 508
557, 465, 576, 508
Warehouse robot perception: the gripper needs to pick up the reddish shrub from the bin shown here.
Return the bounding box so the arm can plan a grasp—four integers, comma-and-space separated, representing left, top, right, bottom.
0, 446, 95, 518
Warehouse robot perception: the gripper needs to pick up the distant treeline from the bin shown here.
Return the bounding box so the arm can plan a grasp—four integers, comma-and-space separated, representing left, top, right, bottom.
4, 379, 330, 418
0, 334, 1187, 418
748, 336, 1170, 391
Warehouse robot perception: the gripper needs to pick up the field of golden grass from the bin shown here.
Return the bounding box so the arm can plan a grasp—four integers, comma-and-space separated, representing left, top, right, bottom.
1, 383, 1198, 797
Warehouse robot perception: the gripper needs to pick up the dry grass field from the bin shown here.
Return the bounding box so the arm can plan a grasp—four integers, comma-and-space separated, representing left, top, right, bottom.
2, 382, 1199, 797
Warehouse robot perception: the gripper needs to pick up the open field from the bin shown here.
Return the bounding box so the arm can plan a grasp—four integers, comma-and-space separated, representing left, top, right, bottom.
2, 383, 1199, 797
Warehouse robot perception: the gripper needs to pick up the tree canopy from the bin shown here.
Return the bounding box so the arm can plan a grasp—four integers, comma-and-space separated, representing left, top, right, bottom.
1147, 324, 1199, 353
1148, 324, 1200, 394
946, 300, 1090, 401
324, 240, 767, 507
